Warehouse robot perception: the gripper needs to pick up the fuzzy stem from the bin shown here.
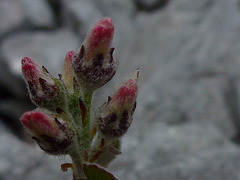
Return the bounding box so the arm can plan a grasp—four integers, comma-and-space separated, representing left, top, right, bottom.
80, 90, 93, 151
70, 150, 86, 180
71, 90, 93, 179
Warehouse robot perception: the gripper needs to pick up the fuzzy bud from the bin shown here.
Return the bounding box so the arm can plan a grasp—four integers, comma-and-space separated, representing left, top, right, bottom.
20, 109, 73, 155
98, 70, 139, 138
73, 17, 116, 91
21, 57, 65, 111
62, 51, 76, 92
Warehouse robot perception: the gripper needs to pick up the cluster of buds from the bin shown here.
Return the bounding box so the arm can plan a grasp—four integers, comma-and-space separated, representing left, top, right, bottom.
20, 17, 138, 180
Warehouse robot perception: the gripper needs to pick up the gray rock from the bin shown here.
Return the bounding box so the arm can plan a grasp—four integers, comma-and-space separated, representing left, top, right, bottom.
0, 29, 80, 76
138, 69, 235, 138
0, 60, 25, 98
143, 145, 240, 180
133, 0, 169, 12
19, 0, 55, 28
0, 60, 34, 138
0, 0, 54, 37
62, 0, 102, 37
0, 98, 34, 138
0, 121, 71, 180
93, 0, 135, 18
110, 122, 240, 180
0, 0, 25, 36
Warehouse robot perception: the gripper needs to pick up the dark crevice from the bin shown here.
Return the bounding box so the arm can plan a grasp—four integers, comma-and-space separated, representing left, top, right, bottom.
237, 0, 240, 10
167, 111, 188, 126
0, 60, 35, 140
0, 114, 25, 139
45, 0, 63, 27
0, 85, 13, 99
134, 0, 170, 12
223, 78, 240, 145
0, 25, 56, 44
232, 131, 240, 144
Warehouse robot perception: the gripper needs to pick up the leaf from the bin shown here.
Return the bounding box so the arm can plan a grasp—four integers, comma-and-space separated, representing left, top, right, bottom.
83, 163, 118, 180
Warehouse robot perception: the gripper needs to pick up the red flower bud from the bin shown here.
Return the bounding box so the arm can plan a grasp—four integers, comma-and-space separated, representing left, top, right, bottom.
73, 17, 116, 90
21, 57, 64, 110
98, 70, 139, 137
84, 17, 114, 62
20, 109, 73, 155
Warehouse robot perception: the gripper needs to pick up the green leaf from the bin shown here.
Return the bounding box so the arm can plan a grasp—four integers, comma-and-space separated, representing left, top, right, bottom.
83, 163, 118, 180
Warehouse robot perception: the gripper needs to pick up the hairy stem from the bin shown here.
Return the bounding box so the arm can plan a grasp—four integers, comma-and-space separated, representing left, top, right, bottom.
70, 150, 85, 180
80, 90, 93, 151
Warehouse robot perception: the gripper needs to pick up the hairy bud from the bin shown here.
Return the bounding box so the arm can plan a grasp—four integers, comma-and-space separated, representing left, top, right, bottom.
21, 57, 65, 111
73, 17, 116, 91
98, 70, 139, 138
20, 109, 73, 155
62, 51, 76, 92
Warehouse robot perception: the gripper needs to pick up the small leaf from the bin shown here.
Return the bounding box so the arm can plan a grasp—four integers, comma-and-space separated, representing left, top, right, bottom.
83, 163, 118, 180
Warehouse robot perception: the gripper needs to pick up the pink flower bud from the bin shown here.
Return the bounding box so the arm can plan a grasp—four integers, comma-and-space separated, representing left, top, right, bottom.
84, 17, 114, 61
22, 57, 64, 110
62, 51, 76, 92
20, 109, 73, 155
98, 70, 139, 137
73, 17, 116, 90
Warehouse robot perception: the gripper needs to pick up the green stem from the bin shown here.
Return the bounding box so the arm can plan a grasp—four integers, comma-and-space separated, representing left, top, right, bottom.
83, 90, 93, 128
70, 150, 86, 180
70, 90, 93, 179
80, 90, 93, 151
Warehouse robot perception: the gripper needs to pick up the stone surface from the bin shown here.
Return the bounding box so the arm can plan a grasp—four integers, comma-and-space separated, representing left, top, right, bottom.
0, 0, 25, 37
109, 122, 240, 179
0, 29, 80, 76
0, 121, 71, 180
133, 0, 169, 12
19, 0, 55, 28
1, 0, 240, 180
62, 0, 102, 37
0, 0, 54, 37
0, 60, 34, 138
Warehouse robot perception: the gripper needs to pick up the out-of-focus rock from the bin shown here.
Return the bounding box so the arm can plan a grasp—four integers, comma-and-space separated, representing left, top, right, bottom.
0, 60, 34, 138
142, 145, 240, 180
0, 121, 71, 180
0, 0, 25, 37
133, 0, 169, 12
110, 122, 240, 180
0, 0, 54, 37
0, 29, 80, 76
62, 0, 102, 37
19, 0, 55, 28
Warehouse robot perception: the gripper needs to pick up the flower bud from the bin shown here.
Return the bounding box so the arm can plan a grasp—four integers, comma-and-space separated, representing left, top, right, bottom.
73, 17, 116, 91
20, 109, 73, 155
21, 57, 65, 111
62, 51, 76, 92
98, 70, 139, 138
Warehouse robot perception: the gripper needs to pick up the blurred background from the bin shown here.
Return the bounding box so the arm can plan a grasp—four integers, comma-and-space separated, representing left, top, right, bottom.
1, 0, 240, 179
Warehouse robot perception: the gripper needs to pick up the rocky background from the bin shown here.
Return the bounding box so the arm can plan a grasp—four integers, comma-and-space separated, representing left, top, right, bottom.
1, 0, 240, 179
